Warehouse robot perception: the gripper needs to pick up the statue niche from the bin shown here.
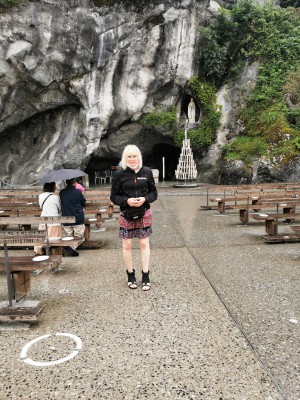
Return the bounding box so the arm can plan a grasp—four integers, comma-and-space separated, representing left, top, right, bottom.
180, 97, 200, 128
188, 98, 196, 123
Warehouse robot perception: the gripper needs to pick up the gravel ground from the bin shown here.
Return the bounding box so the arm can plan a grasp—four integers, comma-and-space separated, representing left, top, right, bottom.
0, 184, 299, 399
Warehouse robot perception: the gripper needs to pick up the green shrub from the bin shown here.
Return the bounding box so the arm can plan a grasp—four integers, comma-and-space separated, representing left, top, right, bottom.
283, 65, 300, 105
223, 137, 268, 161
0, 0, 23, 11
197, 26, 227, 85
141, 106, 177, 131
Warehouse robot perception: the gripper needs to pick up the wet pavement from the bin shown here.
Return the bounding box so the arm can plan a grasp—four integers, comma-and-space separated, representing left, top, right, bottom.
0, 185, 299, 399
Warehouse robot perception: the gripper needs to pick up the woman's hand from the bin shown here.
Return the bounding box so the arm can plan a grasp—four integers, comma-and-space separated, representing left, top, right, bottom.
127, 197, 146, 207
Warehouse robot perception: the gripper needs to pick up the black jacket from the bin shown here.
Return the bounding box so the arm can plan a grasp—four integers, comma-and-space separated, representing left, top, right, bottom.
110, 166, 157, 211
60, 184, 86, 225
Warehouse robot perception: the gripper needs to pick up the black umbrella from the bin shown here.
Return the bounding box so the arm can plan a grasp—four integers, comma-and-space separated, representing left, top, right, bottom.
40, 168, 87, 184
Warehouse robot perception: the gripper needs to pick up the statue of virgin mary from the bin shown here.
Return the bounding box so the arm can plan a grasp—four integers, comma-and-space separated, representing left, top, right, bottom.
188, 98, 196, 123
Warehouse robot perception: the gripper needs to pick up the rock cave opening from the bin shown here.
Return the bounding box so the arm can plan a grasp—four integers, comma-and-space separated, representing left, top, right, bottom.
86, 143, 181, 185
143, 143, 181, 181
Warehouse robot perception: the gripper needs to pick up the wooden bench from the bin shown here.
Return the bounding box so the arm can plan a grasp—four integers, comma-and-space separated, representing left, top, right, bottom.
84, 190, 117, 213
251, 212, 300, 236
0, 254, 62, 299
83, 216, 105, 241
84, 206, 114, 220
263, 225, 300, 243
0, 215, 107, 252
210, 194, 300, 214
207, 195, 300, 225
201, 183, 300, 209
48, 236, 85, 255
263, 234, 300, 243
239, 202, 298, 224
0, 189, 41, 196
0, 231, 63, 321
0, 216, 86, 255
0, 209, 42, 219
0, 215, 75, 231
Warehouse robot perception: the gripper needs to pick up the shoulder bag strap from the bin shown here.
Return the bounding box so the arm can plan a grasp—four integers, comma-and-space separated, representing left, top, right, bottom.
41, 193, 53, 210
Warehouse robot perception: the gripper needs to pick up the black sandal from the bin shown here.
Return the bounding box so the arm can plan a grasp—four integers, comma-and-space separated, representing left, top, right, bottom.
142, 271, 151, 291
126, 269, 137, 289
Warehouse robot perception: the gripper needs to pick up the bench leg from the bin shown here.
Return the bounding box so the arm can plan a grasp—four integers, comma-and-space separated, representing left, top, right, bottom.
4, 244, 14, 306
266, 220, 275, 236
51, 247, 63, 255
218, 201, 225, 214
108, 205, 114, 218
239, 209, 248, 224
84, 225, 90, 241
13, 271, 31, 301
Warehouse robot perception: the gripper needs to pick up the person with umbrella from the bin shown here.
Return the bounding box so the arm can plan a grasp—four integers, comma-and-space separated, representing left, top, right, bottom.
59, 178, 86, 257
34, 182, 62, 256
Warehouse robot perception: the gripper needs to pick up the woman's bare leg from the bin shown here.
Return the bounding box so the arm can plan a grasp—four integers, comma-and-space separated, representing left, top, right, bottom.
122, 238, 134, 272
139, 237, 150, 273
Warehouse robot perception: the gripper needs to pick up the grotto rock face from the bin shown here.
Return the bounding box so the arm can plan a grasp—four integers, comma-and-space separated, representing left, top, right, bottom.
0, 0, 213, 184
198, 61, 260, 184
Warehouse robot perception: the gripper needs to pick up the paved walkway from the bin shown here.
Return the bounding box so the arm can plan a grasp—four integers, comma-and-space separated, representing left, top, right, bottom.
0, 185, 299, 399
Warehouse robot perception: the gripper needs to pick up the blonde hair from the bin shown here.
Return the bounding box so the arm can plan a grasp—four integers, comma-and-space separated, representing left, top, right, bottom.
120, 145, 143, 170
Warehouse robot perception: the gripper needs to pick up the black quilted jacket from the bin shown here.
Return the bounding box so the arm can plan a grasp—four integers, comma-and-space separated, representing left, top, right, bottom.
110, 166, 157, 211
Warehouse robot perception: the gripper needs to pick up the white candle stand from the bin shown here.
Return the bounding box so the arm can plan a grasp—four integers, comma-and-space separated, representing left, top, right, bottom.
174, 129, 198, 188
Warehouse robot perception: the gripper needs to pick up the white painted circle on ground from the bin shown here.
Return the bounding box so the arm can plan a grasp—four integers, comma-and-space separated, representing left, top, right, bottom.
20, 332, 82, 366
289, 318, 298, 324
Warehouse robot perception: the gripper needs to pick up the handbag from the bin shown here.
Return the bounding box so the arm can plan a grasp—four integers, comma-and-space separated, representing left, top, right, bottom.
121, 206, 146, 221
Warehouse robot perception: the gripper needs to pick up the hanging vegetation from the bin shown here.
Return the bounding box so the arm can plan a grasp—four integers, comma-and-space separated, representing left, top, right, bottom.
141, 106, 177, 131
196, 0, 300, 167
173, 77, 222, 148
0, 0, 23, 12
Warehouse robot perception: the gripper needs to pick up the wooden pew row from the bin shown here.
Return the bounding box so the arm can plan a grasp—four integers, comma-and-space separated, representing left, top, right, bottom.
0, 215, 107, 252
0, 200, 116, 244
211, 197, 300, 216
209, 193, 300, 214
202, 190, 300, 242
205, 182, 300, 192
0, 216, 75, 231
201, 186, 300, 210
0, 216, 85, 253
45, 237, 85, 255
251, 212, 300, 236
0, 189, 116, 214
0, 230, 63, 321
0, 189, 41, 196
239, 202, 298, 224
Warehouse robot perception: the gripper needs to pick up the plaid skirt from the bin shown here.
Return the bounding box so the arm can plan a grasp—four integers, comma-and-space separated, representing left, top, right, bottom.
119, 208, 153, 239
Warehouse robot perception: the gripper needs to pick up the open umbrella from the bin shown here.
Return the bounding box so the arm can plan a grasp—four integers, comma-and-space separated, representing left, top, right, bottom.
40, 168, 87, 184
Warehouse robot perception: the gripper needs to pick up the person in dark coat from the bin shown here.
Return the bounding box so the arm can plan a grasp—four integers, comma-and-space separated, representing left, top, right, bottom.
110, 145, 157, 291
60, 178, 86, 256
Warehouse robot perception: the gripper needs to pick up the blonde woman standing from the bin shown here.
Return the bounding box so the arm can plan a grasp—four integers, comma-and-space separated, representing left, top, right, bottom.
110, 145, 157, 291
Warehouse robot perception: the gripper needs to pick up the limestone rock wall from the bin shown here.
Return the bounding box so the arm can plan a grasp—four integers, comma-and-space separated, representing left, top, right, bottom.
0, 0, 211, 184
